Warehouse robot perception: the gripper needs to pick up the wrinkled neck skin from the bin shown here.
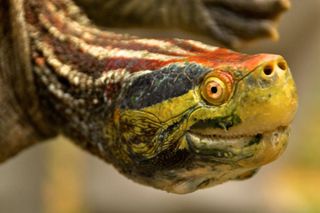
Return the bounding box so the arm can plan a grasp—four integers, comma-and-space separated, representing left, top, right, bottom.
19, 0, 298, 193
0, 0, 56, 162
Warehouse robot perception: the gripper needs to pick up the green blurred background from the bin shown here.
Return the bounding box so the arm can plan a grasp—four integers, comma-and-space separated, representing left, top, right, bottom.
0, 0, 319, 212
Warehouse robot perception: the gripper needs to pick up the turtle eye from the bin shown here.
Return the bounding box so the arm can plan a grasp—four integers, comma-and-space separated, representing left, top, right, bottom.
201, 75, 232, 105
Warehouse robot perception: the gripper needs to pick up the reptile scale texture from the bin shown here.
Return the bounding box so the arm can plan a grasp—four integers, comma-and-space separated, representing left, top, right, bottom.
0, 0, 297, 193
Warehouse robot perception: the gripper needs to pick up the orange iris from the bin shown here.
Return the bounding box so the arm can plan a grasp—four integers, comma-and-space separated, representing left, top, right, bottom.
200, 71, 233, 105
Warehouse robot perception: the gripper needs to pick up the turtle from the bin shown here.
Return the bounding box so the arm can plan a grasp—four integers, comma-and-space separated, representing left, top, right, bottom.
0, 0, 297, 193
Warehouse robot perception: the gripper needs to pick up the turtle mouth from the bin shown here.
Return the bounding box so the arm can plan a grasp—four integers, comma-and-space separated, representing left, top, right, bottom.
185, 126, 288, 161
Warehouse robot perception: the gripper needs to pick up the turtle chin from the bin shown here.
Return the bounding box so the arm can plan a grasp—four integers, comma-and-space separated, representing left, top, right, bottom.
153, 126, 286, 193
153, 127, 289, 194
186, 126, 289, 167
121, 126, 289, 194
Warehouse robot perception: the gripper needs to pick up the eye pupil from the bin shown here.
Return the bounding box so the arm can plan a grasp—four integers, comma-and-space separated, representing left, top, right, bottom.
210, 86, 218, 94
200, 72, 233, 106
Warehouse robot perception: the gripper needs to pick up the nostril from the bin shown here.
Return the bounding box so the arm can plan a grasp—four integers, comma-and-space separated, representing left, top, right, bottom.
263, 65, 274, 76
277, 61, 287, 71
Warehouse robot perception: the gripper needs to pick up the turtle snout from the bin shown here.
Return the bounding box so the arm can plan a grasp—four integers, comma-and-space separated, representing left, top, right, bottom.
260, 58, 288, 80
235, 56, 298, 132
246, 57, 292, 90
261, 59, 288, 77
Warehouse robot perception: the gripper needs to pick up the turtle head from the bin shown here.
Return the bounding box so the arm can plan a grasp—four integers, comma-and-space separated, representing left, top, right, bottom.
111, 49, 298, 193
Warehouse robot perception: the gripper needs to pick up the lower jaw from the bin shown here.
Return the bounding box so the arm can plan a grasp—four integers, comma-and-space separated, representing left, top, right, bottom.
162, 127, 290, 193
238, 126, 290, 167
185, 126, 289, 166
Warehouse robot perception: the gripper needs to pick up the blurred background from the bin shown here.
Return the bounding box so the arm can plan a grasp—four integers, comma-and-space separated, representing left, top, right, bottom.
0, 0, 320, 212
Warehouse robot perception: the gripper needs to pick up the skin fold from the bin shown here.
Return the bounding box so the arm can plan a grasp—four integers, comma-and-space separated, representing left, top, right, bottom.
0, 0, 297, 194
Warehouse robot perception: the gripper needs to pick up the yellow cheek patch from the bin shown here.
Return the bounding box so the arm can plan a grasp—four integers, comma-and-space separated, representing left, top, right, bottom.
142, 89, 201, 123
117, 88, 203, 159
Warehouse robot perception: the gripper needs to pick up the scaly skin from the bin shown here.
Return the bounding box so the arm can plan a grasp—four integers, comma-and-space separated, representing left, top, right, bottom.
2, 0, 297, 193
